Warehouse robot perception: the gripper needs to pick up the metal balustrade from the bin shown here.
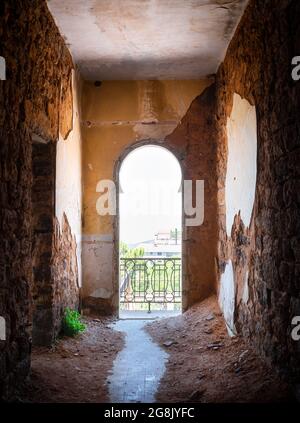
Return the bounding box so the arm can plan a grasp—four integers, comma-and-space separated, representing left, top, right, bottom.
120, 258, 181, 312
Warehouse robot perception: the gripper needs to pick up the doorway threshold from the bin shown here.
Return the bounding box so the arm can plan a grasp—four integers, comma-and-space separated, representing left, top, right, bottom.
119, 310, 181, 320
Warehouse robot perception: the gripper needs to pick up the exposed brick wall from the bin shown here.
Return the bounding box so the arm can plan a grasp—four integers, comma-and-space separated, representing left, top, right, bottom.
215, 0, 300, 380
0, 0, 79, 399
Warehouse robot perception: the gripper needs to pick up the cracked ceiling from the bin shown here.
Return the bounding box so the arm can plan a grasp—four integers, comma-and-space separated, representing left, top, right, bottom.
47, 0, 249, 80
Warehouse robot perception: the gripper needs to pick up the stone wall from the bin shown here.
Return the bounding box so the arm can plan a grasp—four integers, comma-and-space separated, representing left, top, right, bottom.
0, 0, 80, 399
31, 141, 56, 346
215, 0, 300, 380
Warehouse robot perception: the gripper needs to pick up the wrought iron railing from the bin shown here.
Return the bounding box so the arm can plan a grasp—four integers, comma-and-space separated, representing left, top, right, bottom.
120, 258, 181, 312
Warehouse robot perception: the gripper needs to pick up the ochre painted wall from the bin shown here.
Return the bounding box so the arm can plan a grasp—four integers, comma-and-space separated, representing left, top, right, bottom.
81, 80, 214, 314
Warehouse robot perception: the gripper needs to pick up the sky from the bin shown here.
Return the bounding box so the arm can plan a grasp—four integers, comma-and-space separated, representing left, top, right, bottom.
119, 146, 182, 245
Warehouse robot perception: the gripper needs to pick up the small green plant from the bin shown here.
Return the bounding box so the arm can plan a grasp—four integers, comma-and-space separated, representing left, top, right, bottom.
62, 308, 86, 337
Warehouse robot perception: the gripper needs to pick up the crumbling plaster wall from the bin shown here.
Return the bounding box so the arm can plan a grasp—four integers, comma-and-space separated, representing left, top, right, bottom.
215, 0, 300, 379
218, 93, 257, 335
32, 69, 83, 346
225, 93, 257, 238
81, 79, 219, 314
52, 69, 83, 341
0, 0, 82, 398
55, 69, 83, 290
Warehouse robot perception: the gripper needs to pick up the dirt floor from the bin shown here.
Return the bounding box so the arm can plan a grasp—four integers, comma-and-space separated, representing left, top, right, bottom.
145, 296, 293, 403
21, 317, 124, 403
19, 297, 294, 403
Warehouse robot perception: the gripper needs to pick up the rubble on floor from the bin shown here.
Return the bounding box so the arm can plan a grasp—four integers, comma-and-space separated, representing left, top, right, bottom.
146, 296, 294, 403
21, 317, 124, 403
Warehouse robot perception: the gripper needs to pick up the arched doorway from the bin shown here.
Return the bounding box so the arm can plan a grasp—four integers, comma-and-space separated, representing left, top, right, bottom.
117, 144, 183, 318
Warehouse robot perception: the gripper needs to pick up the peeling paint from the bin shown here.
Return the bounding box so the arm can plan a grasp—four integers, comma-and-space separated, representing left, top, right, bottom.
225, 93, 257, 236
81, 79, 215, 312
218, 260, 237, 336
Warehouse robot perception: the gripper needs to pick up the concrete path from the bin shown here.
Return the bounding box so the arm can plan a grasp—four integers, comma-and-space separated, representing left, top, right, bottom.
107, 320, 168, 403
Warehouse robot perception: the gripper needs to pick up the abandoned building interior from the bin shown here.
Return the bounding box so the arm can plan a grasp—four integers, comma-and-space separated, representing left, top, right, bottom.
0, 0, 300, 403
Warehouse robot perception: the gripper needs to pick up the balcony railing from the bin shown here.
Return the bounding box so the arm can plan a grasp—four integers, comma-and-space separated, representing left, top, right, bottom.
120, 258, 181, 312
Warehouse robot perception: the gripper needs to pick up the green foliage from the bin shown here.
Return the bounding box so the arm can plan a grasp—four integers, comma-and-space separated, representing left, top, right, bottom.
120, 241, 129, 257
62, 308, 86, 337
130, 246, 144, 258
120, 241, 144, 258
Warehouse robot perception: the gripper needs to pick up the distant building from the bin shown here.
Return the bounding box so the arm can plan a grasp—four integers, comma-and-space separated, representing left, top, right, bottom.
135, 230, 181, 258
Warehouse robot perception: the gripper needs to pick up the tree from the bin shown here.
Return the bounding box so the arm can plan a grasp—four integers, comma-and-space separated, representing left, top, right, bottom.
120, 242, 144, 258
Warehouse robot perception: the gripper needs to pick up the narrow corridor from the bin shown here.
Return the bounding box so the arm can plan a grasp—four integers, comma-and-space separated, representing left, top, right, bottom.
1, 0, 300, 406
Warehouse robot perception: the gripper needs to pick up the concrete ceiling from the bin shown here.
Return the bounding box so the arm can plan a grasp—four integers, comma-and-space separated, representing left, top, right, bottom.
47, 0, 249, 80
